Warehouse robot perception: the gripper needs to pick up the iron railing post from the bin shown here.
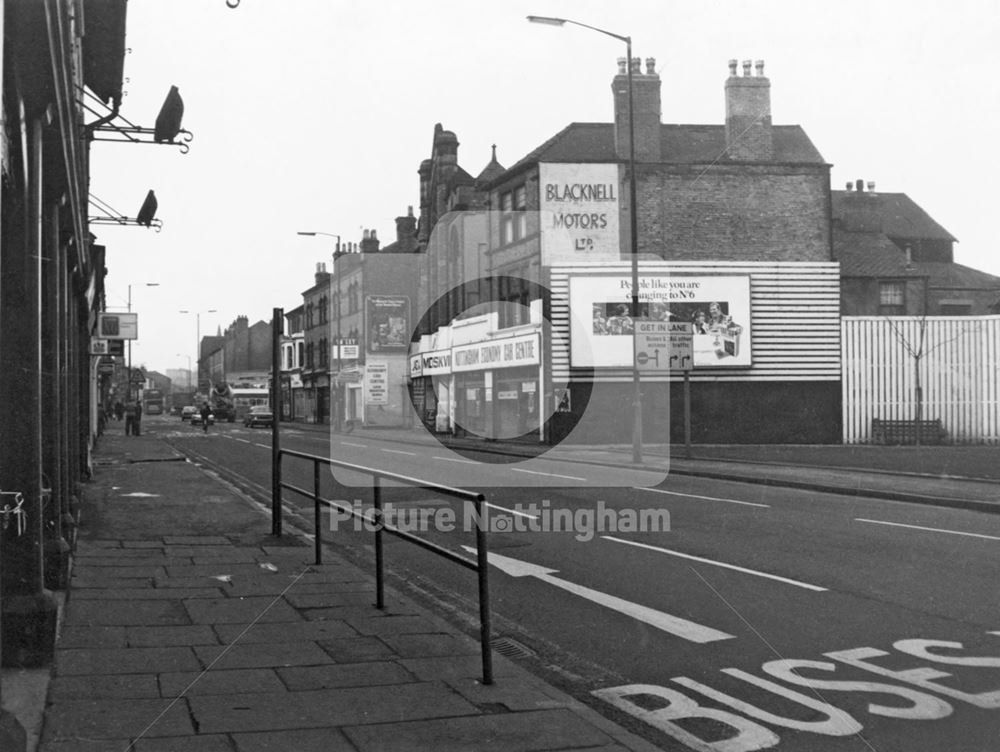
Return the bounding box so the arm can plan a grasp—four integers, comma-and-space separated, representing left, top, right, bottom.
313, 460, 322, 565
373, 477, 384, 609
474, 496, 493, 685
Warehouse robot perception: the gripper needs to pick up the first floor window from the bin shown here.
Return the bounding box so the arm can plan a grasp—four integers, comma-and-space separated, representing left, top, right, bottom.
878, 281, 905, 315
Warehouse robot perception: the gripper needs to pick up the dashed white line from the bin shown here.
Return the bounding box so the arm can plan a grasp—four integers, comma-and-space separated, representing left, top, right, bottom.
341, 442, 367, 448
602, 536, 827, 592
512, 468, 588, 481
855, 518, 1000, 541
381, 448, 417, 456
233, 438, 252, 444
485, 502, 539, 520
433, 455, 478, 464
636, 486, 770, 508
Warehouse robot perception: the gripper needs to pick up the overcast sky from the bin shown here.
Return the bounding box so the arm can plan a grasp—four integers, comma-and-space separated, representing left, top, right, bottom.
89, 0, 1000, 376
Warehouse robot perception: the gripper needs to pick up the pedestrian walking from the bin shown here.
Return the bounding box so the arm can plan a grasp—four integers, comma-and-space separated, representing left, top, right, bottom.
199, 401, 212, 433
114, 400, 124, 421
134, 400, 143, 436
124, 400, 137, 436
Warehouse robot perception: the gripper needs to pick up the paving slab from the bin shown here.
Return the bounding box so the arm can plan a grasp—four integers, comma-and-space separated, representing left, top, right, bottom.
65, 599, 190, 626
212, 619, 356, 645
41, 697, 194, 739
188, 682, 478, 733
54, 647, 201, 676
343, 708, 617, 752
276, 661, 415, 690
158, 668, 285, 696
133, 734, 235, 752
126, 625, 220, 647
193, 641, 333, 670
182, 596, 303, 624
231, 727, 355, 752
47, 673, 160, 700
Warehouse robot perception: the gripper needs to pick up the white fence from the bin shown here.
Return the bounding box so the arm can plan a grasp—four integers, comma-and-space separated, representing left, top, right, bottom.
842, 316, 1000, 444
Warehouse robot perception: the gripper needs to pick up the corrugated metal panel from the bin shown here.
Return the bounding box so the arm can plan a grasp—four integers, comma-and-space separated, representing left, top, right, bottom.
549, 261, 841, 383
841, 316, 1000, 444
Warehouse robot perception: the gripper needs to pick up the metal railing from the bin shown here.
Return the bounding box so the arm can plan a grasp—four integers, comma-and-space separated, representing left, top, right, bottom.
276, 448, 494, 684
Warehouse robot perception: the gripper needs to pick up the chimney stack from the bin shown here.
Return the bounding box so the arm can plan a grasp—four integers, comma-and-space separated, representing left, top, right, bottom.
725, 58, 773, 161
612, 56, 661, 162
396, 205, 418, 250
360, 228, 380, 253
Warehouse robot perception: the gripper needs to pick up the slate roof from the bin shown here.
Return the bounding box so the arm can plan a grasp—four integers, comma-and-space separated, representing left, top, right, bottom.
493, 122, 826, 183
915, 262, 1000, 290
834, 235, 926, 278
831, 191, 956, 242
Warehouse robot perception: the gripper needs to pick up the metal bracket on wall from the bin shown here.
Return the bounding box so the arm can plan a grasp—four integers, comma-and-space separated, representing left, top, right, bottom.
0, 490, 27, 535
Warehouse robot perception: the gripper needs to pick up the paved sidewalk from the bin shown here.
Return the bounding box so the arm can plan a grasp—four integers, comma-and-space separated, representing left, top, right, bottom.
27, 432, 660, 752
293, 422, 1000, 514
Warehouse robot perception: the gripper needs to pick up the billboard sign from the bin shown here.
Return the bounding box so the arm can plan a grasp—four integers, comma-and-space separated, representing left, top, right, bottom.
570, 274, 751, 368
366, 296, 410, 352
365, 361, 388, 405
539, 163, 621, 264
98, 312, 138, 340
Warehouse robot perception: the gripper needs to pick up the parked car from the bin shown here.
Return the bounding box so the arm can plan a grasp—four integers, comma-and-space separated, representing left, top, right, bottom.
190, 411, 214, 427
243, 405, 273, 428
180, 406, 198, 422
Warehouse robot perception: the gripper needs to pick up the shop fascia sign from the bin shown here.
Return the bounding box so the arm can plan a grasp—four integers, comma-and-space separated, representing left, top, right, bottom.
409, 349, 452, 378
452, 333, 540, 373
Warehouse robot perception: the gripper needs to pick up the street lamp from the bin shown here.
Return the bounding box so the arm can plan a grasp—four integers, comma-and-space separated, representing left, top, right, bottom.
528, 14, 644, 463
179, 309, 217, 392
126, 283, 160, 402
298, 231, 343, 432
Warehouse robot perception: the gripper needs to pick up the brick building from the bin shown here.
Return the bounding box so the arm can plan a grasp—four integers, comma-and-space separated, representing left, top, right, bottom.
833, 180, 1000, 315
465, 58, 842, 444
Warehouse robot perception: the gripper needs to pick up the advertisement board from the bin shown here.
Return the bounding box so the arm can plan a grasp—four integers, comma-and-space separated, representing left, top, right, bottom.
365, 362, 388, 405
366, 296, 410, 352
539, 163, 621, 264
569, 274, 751, 368
98, 312, 138, 340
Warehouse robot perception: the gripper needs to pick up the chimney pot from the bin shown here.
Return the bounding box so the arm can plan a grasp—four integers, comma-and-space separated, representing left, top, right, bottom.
407, 205, 414, 217
631, 57, 641, 74
866, 181, 876, 194
363, 229, 370, 240
846, 182, 853, 191
856, 179, 864, 192
755, 60, 765, 76
645, 57, 656, 75
742, 59, 752, 76
617, 57, 627, 75
728, 59, 738, 76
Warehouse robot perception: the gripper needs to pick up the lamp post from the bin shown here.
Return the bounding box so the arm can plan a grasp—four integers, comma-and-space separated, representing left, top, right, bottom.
298, 231, 343, 432
528, 15, 644, 462
127, 282, 160, 402
179, 309, 217, 393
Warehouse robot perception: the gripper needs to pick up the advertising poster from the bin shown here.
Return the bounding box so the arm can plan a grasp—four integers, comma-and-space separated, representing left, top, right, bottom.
569, 275, 751, 368
365, 295, 410, 352
539, 163, 622, 264
365, 361, 388, 405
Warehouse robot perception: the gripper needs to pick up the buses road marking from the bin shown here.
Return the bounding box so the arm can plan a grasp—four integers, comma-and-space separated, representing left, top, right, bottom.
603, 536, 827, 592
856, 518, 1000, 541
512, 468, 588, 481
637, 486, 770, 508
463, 547, 734, 644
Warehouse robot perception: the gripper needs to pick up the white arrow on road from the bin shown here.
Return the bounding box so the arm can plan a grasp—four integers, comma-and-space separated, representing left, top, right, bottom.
463, 547, 734, 644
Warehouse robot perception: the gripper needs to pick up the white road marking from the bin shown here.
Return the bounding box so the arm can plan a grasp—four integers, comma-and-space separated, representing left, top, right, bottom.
855, 518, 1000, 541
341, 442, 367, 448
603, 536, 827, 592
433, 455, 478, 464
485, 502, 539, 520
637, 486, 770, 508
233, 438, 252, 444
252, 443, 270, 449
512, 468, 588, 481
462, 547, 733, 644
381, 448, 417, 456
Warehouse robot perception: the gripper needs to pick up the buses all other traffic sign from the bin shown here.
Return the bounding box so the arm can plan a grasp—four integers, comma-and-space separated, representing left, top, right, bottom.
634, 320, 693, 371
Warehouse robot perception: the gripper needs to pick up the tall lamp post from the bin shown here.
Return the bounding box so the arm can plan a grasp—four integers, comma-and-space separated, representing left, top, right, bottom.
127, 282, 160, 402
179, 309, 217, 393
298, 231, 343, 432
528, 15, 644, 462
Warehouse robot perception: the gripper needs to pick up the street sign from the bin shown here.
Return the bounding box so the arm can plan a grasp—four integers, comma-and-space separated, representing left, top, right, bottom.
130, 368, 145, 384
634, 320, 694, 371
98, 312, 138, 340
666, 322, 694, 372
90, 338, 110, 355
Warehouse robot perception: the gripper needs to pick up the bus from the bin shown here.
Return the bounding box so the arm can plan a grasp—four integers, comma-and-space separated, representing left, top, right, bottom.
142, 388, 164, 415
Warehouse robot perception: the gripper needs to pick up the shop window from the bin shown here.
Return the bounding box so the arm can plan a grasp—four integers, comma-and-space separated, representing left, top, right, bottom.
878, 282, 905, 315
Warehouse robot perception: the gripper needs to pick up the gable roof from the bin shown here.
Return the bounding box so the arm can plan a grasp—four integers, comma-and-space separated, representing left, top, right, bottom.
492, 122, 826, 184
915, 262, 1000, 290
831, 190, 956, 242
834, 234, 926, 278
